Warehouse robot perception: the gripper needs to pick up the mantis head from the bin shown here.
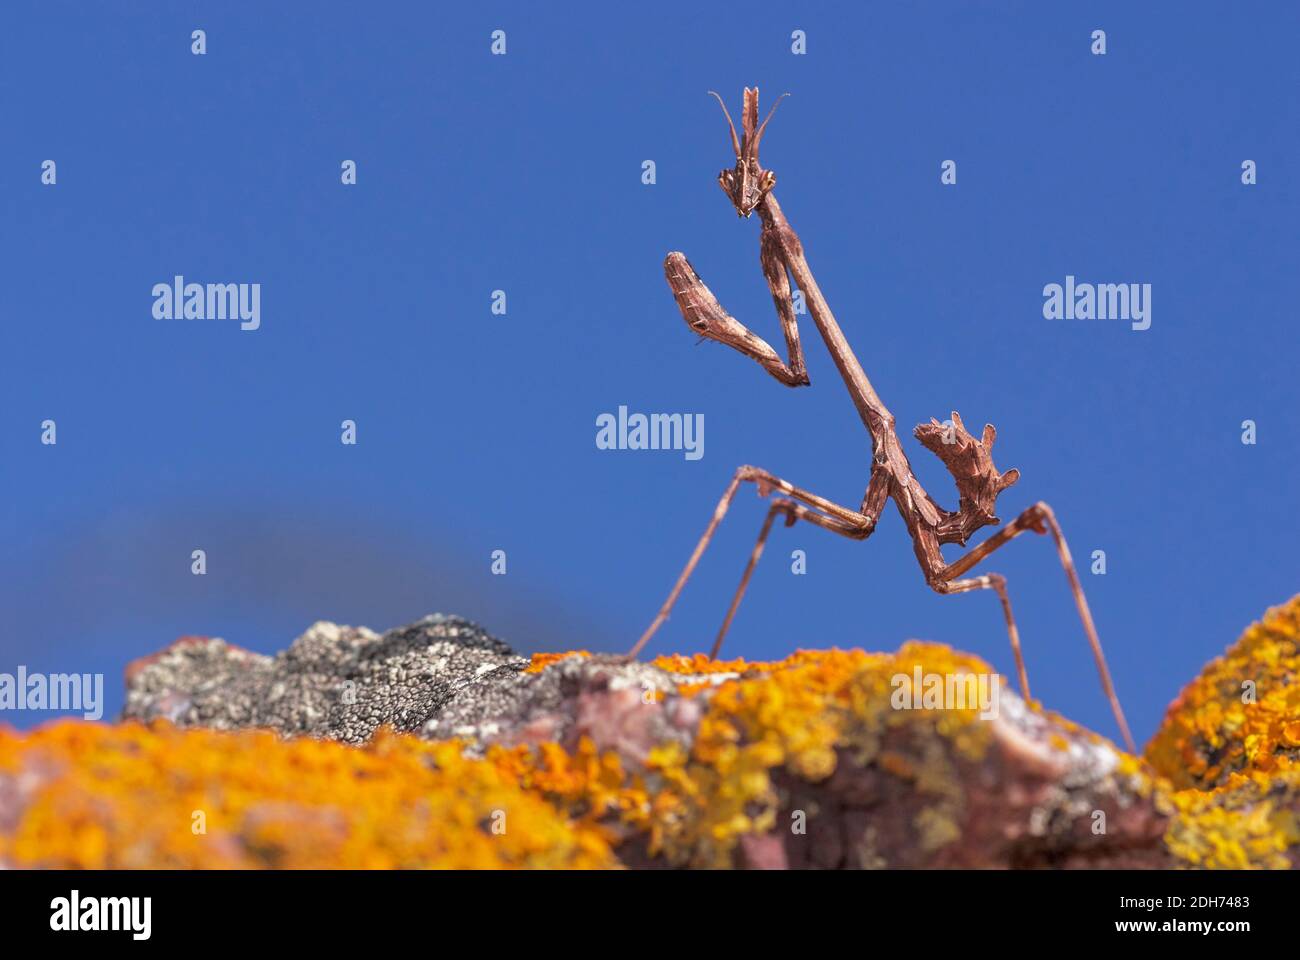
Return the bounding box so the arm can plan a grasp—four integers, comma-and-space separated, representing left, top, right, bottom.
710, 87, 788, 218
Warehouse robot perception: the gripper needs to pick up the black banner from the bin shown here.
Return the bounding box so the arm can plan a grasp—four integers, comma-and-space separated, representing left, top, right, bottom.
0, 868, 1280, 945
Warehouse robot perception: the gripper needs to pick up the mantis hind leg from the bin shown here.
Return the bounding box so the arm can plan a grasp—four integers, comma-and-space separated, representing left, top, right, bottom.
931, 502, 1136, 754
712, 498, 873, 660
630, 465, 874, 659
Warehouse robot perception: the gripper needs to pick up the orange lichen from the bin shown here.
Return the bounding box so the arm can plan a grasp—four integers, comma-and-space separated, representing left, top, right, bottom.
0, 721, 615, 869
8, 595, 1299, 870
1163, 770, 1300, 869
532, 644, 997, 867
704, 643, 988, 858
525, 651, 590, 673
0, 644, 1008, 869
1142, 594, 1300, 868
652, 652, 773, 675
1146, 595, 1300, 790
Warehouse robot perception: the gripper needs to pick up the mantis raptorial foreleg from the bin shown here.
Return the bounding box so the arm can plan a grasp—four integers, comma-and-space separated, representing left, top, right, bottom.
665, 234, 809, 388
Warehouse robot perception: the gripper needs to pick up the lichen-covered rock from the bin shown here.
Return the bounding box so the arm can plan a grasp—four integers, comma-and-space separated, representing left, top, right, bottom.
0, 722, 614, 869
488, 647, 1167, 868
1161, 770, 1300, 869
1147, 595, 1300, 790
6, 599, 1296, 869
21, 629, 1170, 868
1146, 594, 1300, 868
123, 615, 527, 744
423, 653, 718, 762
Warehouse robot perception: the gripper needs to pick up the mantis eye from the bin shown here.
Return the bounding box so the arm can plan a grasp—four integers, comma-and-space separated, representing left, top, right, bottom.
719, 170, 734, 191
761, 170, 777, 191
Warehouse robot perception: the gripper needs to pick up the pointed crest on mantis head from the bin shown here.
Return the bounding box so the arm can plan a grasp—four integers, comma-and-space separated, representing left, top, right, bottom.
708, 87, 788, 218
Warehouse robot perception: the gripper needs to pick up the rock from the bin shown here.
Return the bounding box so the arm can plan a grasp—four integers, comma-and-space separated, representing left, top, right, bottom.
0, 724, 616, 869
422, 653, 714, 763
4, 599, 1294, 869
1147, 595, 1300, 790
116, 624, 1173, 868
123, 615, 527, 744
1144, 594, 1300, 868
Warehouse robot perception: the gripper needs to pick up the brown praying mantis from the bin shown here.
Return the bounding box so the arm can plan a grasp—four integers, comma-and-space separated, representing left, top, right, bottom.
627, 88, 1136, 754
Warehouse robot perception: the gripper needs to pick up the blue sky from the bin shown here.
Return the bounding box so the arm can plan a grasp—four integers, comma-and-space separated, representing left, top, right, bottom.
2, 2, 1297, 745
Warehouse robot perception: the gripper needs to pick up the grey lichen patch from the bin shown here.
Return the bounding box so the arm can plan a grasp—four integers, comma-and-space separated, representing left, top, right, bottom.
123, 615, 527, 745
